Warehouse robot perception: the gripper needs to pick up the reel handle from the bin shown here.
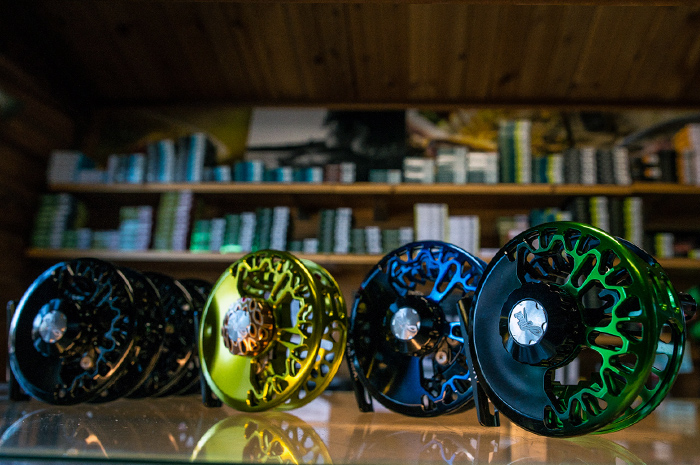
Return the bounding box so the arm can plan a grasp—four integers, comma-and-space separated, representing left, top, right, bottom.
458, 298, 499, 428
6, 300, 29, 402
194, 309, 221, 408
680, 292, 697, 322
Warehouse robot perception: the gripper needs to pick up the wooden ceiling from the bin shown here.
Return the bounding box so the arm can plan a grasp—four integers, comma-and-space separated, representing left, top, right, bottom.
4, 1, 700, 109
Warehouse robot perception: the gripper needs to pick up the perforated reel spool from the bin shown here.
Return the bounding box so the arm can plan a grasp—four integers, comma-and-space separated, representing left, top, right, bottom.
128, 272, 198, 398
199, 250, 347, 411
170, 278, 213, 396
91, 266, 166, 403
347, 241, 487, 416
9, 258, 142, 404
466, 222, 689, 437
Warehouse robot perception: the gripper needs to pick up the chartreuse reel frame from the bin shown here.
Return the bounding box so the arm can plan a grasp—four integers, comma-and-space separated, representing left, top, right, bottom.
461, 222, 696, 437
198, 249, 347, 412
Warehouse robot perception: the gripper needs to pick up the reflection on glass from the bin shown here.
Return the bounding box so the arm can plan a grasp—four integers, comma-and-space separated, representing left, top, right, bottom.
0, 399, 214, 461
342, 416, 646, 465
193, 412, 331, 463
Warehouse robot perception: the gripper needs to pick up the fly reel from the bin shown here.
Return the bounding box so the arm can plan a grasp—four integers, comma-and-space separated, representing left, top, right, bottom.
128, 272, 198, 398
199, 250, 347, 411
463, 222, 696, 437
8, 258, 212, 405
346, 241, 487, 416
9, 258, 164, 404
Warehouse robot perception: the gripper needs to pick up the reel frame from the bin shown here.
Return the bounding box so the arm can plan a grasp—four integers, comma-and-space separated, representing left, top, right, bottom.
463, 222, 692, 437
198, 250, 347, 412
347, 241, 486, 417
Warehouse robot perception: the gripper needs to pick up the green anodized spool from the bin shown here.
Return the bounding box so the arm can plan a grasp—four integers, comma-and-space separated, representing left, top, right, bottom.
467, 222, 687, 437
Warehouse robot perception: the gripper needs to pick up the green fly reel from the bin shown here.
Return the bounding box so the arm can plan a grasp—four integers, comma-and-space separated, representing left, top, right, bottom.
199, 250, 347, 411
463, 222, 696, 437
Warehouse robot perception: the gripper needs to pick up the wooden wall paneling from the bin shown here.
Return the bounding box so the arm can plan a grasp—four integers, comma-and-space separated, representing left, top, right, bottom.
126, 3, 203, 102
462, 5, 502, 102
555, 6, 606, 102
0, 69, 75, 148
0, 142, 43, 237
486, 6, 535, 102
407, 4, 465, 101
313, 4, 359, 102
195, 3, 255, 101
346, 4, 380, 102
92, 2, 171, 102
432, 5, 472, 101
0, 142, 45, 191
219, 3, 275, 101
0, 117, 61, 160
282, 4, 355, 103
516, 5, 564, 101
619, 6, 672, 102
629, 7, 699, 102
41, 2, 142, 102
347, 4, 409, 103
540, 5, 597, 102
161, 3, 231, 100
598, 7, 661, 102
566, 7, 655, 103
376, 4, 410, 102
408, 4, 434, 100
240, 3, 307, 101
278, 3, 327, 102
656, 6, 700, 101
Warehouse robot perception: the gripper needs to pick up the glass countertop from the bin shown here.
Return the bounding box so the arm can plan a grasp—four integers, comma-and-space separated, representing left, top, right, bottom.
0, 390, 697, 464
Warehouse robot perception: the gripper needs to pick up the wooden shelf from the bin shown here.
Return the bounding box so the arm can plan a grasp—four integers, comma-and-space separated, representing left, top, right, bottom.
25, 248, 384, 268
25, 248, 700, 272
46, 182, 700, 197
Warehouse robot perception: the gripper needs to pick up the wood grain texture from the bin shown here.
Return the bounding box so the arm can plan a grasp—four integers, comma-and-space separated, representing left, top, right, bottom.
8, 2, 700, 107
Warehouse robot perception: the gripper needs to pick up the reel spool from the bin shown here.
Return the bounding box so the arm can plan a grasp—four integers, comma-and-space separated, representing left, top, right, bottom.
346, 241, 487, 416
91, 267, 166, 403
170, 278, 213, 396
128, 272, 198, 398
464, 222, 696, 437
199, 250, 347, 411
9, 258, 156, 405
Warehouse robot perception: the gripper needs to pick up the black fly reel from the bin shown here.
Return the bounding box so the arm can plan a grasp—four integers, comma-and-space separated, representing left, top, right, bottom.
347, 241, 487, 416
462, 222, 697, 437
8, 258, 212, 405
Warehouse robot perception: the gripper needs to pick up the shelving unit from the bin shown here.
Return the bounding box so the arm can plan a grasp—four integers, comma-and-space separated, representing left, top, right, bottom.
3, 3, 700, 463
30, 180, 700, 278
44, 181, 700, 197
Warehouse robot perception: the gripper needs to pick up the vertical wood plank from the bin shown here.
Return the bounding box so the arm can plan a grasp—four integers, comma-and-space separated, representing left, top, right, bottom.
463, 4, 502, 101
91, 1, 171, 102
41, 1, 141, 101
543, 5, 598, 101
194, 2, 256, 101
160, 2, 230, 100
486, 5, 534, 101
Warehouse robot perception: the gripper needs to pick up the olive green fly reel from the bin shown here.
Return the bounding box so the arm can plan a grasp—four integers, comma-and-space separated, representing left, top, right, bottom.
199, 250, 347, 411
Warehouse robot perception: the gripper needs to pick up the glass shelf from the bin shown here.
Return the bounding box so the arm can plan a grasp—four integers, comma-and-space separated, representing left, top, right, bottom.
0, 390, 698, 464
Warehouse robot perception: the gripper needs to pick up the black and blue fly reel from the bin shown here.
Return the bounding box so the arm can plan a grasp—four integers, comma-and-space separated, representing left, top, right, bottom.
346, 241, 487, 416
8, 258, 211, 405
